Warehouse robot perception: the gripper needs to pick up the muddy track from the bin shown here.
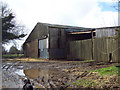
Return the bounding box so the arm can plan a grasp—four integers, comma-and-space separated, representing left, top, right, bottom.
2, 60, 119, 89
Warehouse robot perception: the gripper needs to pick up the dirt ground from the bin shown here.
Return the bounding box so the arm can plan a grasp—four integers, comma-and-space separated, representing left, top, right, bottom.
2, 58, 120, 89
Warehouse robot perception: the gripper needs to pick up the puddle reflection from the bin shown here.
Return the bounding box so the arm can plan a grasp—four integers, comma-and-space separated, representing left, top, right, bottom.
23, 68, 68, 80
15, 69, 25, 76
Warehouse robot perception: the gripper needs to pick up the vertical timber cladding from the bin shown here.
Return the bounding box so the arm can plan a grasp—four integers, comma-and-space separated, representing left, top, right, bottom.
24, 40, 38, 58
68, 39, 92, 60
49, 27, 66, 59
118, 29, 120, 62
94, 28, 119, 62
67, 31, 93, 60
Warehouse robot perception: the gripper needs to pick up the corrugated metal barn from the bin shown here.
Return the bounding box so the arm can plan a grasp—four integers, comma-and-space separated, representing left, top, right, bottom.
23, 22, 120, 62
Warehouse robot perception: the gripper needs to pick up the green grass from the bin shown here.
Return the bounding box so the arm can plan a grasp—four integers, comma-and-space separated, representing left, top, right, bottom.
80, 60, 95, 63
94, 65, 120, 76
2, 54, 24, 58
72, 79, 85, 86
71, 65, 120, 88
72, 79, 97, 87
82, 80, 97, 87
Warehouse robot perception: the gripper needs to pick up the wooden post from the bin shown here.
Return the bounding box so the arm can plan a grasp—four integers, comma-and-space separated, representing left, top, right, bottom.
91, 29, 94, 60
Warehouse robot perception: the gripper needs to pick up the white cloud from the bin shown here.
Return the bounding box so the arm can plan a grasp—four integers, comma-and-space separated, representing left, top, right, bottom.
3, 0, 118, 28
77, 11, 118, 28
98, 0, 118, 2
2, 0, 118, 50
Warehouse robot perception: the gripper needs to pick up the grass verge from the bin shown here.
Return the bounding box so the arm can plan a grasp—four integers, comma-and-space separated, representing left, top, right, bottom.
2, 54, 24, 58
71, 65, 120, 88
94, 65, 120, 76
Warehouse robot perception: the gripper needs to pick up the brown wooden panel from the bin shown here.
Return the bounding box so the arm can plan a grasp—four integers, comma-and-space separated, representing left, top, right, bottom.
24, 40, 38, 58
67, 39, 92, 60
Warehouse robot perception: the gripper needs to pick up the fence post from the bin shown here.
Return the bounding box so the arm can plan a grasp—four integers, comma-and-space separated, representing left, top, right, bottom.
91, 29, 94, 60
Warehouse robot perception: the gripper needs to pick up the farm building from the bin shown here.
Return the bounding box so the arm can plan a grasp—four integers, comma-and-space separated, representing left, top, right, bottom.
23, 22, 120, 62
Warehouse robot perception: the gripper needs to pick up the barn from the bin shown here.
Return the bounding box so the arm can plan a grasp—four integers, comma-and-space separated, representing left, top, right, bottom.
23, 22, 92, 59
23, 22, 120, 62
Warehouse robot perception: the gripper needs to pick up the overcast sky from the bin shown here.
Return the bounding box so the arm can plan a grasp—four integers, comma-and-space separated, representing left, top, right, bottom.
2, 0, 119, 50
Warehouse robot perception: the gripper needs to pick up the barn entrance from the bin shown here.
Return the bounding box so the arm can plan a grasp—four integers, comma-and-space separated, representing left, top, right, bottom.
38, 38, 49, 59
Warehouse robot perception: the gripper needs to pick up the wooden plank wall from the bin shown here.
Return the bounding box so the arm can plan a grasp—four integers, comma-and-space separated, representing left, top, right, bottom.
26, 23, 48, 42
24, 40, 38, 58
49, 27, 67, 59
94, 37, 119, 62
118, 30, 120, 62
49, 27, 66, 49
94, 38, 108, 62
67, 39, 92, 60
67, 35, 119, 62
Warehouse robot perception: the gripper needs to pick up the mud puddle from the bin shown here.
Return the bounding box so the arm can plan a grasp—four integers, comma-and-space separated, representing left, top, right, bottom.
23, 68, 69, 88
3, 60, 119, 89
3, 63, 69, 88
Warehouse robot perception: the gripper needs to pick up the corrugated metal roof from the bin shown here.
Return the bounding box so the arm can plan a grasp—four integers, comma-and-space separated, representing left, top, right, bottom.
95, 26, 120, 29
23, 22, 120, 45
69, 31, 96, 34
38, 22, 91, 31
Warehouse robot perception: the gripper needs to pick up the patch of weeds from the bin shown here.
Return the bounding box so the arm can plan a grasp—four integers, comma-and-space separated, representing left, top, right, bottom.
2, 54, 24, 58
96, 62, 105, 65
65, 82, 69, 86
83, 80, 97, 87
72, 79, 97, 87
71, 79, 85, 86
72, 82, 77, 85
80, 60, 95, 63
94, 65, 120, 76
77, 79, 86, 86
